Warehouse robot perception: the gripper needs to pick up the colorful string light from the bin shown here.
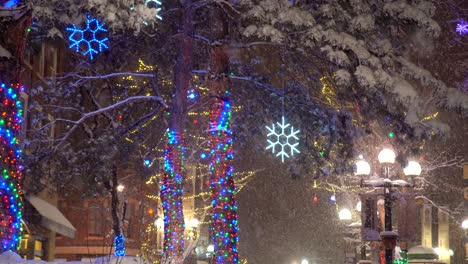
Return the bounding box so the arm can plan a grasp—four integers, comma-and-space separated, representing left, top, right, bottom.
114, 234, 125, 256
208, 93, 239, 263
66, 14, 109, 60
265, 116, 300, 162
160, 130, 185, 259
0, 82, 24, 251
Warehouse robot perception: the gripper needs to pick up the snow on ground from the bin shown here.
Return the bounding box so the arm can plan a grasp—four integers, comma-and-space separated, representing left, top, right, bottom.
0, 252, 150, 264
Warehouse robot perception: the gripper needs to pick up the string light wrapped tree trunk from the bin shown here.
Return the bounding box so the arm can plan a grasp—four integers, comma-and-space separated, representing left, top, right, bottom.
207, 7, 239, 264
0, 1, 30, 252
159, 0, 193, 262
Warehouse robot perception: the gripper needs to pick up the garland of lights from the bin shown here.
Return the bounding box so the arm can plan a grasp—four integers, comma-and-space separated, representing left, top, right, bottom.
0, 83, 24, 251
66, 14, 109, 60
114, 234, 125, 256
208, 94, 239, 263
160, 130, 185, 259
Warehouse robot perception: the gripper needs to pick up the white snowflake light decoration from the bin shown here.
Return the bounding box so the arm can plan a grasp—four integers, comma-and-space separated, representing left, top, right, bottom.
146, 0, 162, 20
266, 116, 300, 162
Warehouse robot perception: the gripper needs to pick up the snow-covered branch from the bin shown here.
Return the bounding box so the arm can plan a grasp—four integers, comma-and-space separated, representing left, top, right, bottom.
229, 75, 284, 96
62, 72, 155, 80
415, 195, 460, 221
47, 96, 167, 149
231, 41, 282, 48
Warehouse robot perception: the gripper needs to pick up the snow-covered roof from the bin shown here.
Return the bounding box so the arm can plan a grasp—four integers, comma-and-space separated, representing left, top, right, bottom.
407, 245, 446, 263
363, 178, 412, 187
409, 245, 437, 255
0, 45, 12, 58
0, 252, 151, 264
26, 195, 76, 239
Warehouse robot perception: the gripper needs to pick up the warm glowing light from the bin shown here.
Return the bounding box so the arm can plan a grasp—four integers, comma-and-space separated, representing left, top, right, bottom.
378, 148, 396, 164
403, 161, 422, 176
207, 244, 214, 253
356, 201, 362, 212
462, 219, 468, 230
339, 208, 352, 220
188, 218, 200, 228
355, 160, 371, 176
155, 218, 164, 229
117, 184, 125, 192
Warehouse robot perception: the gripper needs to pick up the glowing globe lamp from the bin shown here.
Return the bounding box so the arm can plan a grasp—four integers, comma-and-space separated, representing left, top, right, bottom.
378, 148, 396, 164
403, 161, 422, 176
355, 160, 371, 176
339, 208, 352, 221
462, 219, 468, 230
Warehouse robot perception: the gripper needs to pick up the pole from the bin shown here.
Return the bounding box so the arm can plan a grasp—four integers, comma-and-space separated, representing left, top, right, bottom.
384, 185, 393, 264
383, 166, 394, 264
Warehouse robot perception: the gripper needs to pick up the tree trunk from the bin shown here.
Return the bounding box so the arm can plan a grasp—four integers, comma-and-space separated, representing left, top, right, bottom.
208, 8, 239, 264
104, 165, 125, 256
0, 3, 30, 253
160, 0, 193, 262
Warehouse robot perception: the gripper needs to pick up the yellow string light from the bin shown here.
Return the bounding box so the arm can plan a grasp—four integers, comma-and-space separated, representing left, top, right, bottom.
421, 112, 439, 122
320, 75, 339, 108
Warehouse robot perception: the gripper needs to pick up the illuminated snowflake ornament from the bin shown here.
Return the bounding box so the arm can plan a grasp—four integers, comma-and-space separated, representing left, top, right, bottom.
66, 14, 109, 60
146, 0, 162, 20
456, 20, 468, 35
266, 116, 300, 162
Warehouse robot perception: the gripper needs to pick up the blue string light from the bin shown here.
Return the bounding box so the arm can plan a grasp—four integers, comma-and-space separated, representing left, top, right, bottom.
66, 14, 109, 60
4, 0, 19, 8
187, 89, 197, 101
456, 20, 468, 35
114, 234, 125, 256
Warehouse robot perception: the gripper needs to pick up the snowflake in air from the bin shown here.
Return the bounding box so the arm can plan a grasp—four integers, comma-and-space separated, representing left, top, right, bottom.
66, 14, 109, 60
266, 116, 300, 162
456, 20, 468, 35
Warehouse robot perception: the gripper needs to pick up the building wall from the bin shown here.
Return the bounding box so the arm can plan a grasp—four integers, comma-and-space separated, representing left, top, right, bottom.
55, 195, 150, 260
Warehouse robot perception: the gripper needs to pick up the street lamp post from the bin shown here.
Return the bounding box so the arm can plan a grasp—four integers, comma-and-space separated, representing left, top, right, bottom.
207, 244, 214, 264
462, 219, 468, 262
356, 149, 421, 264
339, 208, 353, 263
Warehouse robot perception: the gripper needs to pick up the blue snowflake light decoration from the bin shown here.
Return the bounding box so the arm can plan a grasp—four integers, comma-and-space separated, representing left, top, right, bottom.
266, 116, 300, 162
66, 14, 109, 60
456, 20, 468, 35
